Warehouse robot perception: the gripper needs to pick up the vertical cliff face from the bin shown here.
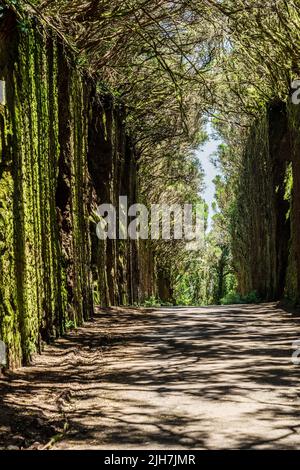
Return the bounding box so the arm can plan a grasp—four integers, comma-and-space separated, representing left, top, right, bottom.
287, 103, 300, 304
87, 93, 154, 307
232, 113, 277, 300
268, 103, 291, 300
0, 12, 93, 367
232, 101, 300, 304
0, 10, 156, 368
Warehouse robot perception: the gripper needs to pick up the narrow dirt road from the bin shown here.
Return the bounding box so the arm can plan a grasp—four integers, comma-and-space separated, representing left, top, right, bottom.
1, 303, 300, 449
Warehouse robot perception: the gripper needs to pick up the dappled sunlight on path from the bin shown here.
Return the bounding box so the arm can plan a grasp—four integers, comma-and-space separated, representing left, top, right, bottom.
1, 303, 300, 449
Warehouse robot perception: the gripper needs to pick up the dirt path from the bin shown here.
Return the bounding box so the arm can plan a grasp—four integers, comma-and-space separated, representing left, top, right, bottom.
1, 303, 300, 449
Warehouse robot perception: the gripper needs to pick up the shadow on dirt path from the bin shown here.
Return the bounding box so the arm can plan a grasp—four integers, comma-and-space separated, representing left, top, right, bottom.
1, 303, 300, 449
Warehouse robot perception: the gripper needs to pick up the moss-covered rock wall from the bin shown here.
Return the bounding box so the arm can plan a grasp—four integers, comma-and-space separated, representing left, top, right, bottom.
0, 9, 156, 368
232, 101, 300, 304
232, 112, 277, 300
